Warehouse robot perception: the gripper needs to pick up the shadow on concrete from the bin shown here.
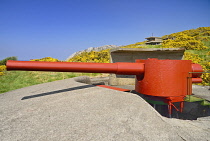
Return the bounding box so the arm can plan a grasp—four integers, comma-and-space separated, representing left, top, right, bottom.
21, 85, 95, 100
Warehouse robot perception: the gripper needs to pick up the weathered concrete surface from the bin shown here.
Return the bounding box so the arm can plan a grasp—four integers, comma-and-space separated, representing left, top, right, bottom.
0, 77, 210, 141
192, 85, 210, 101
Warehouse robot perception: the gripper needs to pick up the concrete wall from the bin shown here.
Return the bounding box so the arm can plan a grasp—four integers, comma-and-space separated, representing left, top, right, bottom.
109, 48, 185, 86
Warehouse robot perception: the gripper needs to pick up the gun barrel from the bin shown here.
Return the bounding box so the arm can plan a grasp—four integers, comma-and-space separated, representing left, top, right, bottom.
6, 60, 145, 75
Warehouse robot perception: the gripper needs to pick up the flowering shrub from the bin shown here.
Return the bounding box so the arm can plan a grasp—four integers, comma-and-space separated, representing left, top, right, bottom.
31, 57, 61, 62
162, 27, 210, 40
162, 27, 210, 50
184, 52, 204, 63
0, 65, 6, 76
162, 33, 208, 50
67, 49, 110, 63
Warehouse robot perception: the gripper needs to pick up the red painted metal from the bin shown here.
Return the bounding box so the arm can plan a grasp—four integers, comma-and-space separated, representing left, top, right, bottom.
180, 102, 184, 113
192, 78, 202, 83
191, 63, 203, 83
135, 59, 192, 97
135, 59, 203, 115
6, 60, 144, 75
97, 85, 130, 92
6, 59, 203, 117
191, 63, 203, 78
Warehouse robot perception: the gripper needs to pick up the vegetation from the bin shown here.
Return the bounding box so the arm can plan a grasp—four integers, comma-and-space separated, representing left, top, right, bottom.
0, 71, 99, 94
31, 57, 61, 62
120, 41, 147, 48
162, 27, 210, 50
67, 49, 110, 63
0, 56, 17, 76
0, 65, 6, 76
0, 56, 17, 65
0, 56, 99, 94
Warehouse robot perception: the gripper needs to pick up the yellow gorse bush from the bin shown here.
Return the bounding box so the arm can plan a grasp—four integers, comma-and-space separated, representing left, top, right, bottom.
30, 57, 61, 62
67, 49, 110, 63
0, 65, 6, 76
162, 33, 208, 50
184, 52, 204, 63
162, 27, 210, 50
162, 27, 210, 40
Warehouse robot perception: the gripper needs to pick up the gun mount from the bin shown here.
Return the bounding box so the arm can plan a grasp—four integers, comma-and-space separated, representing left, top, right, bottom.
6, 58, 203, 117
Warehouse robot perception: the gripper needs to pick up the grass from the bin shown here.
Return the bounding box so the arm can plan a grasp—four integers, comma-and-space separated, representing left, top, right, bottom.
186, 47, 210, 63
146, 45, 163, 48
203, 40, 210, 47
0, 71, 100, 94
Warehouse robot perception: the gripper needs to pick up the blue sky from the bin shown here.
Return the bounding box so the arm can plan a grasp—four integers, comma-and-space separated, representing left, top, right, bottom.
0, 0, 209, 61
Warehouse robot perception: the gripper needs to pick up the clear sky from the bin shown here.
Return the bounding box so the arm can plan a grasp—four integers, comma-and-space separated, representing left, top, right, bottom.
0, 0, 209, 61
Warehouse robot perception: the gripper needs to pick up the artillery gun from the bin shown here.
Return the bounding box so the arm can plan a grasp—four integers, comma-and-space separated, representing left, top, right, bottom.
6, 58, 203, 117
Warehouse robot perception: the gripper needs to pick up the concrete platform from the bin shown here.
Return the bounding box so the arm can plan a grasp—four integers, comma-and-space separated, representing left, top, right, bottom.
192, 85, 210, 101
0, 77, 210, 141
